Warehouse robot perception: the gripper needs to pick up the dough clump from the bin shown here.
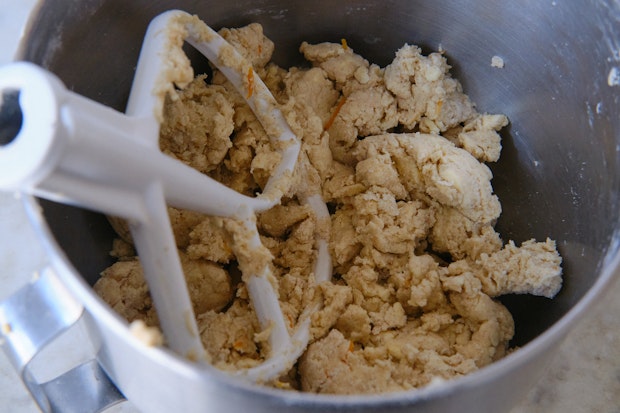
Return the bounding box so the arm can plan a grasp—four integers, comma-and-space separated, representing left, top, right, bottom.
95, 23, 562, 394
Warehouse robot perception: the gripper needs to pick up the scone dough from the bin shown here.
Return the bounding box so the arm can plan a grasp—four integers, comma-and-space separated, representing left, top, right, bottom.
95, 22, 562, 394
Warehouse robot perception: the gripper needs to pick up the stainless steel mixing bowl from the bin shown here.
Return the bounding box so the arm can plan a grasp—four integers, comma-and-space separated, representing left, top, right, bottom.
4, 0, 619, 412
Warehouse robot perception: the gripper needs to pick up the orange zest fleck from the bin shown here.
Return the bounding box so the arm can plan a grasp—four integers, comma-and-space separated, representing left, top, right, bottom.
258, 44, 263, 55
436, 100, 443, 114
233, 339, 245, 351
341, 38, 349, 50
324, 96, 347, 131
348, 341, 355, 352
246, 67, 255, 99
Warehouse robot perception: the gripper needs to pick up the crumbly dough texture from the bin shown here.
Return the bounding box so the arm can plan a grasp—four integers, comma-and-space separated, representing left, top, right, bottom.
94, 22, 562, 394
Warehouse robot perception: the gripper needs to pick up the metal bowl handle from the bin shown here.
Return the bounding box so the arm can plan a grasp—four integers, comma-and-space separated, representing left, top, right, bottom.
0, 266, 125, 412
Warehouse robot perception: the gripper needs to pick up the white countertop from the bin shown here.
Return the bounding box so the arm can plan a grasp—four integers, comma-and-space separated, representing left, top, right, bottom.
1, 3, 619, 412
